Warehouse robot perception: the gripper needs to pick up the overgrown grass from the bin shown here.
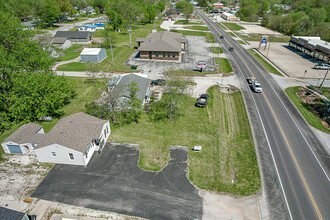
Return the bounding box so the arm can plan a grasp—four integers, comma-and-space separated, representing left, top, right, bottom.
174, 20, 203, 25
184, 25, 209, 31
248, 49, 282, 76
239, 33, 290, 42
285, 87, 330, 133
54, 44, 84, 62
171, 30, 214, 42
211, 47, 223, 54
221, 23, 245, 31
42, 25, 62, 30
111, 86, 261, 195
215, 58, 233, 73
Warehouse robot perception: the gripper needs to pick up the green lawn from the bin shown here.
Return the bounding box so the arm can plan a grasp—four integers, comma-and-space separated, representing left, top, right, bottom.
237, 40, 246, 45
184, 26, 209, 31
54, 44, 84, 62
112, 86, 261, 195
227, 32, 236, 37
285, 87, 330, 133
248, 49, 282, 76
221, 23, 245, 31
171, 30, 214, 42
42, 25, 62, 30
0, 77, 106, 160
174, 20, 203, 25
215, 58, 233, 73
239, 33, 290, 42
211, 47, 223, 54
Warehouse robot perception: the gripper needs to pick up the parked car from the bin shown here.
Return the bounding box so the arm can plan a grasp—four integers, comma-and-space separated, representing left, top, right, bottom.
251, 81, 262, 93
151, 79, 166, 86
228, 47, 234, 51
313, 63, 330, 70
200, 94, 209, 99
220, 35, 224, 39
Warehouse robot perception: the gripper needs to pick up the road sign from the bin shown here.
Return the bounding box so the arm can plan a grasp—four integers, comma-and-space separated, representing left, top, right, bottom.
198, 61, 206, 69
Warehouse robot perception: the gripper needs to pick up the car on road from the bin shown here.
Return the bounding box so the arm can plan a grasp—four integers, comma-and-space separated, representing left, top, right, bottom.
195, 97, 207, 107
228, 47, 234, 51
220, 35, 224, 39
247, 77, 256, 84
313, 63, 330, 70
251, 81, 262, 93
151, 79, 166, 86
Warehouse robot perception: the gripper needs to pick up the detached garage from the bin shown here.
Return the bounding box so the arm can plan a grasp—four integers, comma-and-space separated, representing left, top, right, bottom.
1, 123, 45, 154
80, 48, 107, 63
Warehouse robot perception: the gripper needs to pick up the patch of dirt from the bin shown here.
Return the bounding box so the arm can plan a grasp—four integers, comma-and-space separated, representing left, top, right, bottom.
220, 85, 239, 94
297, 87, 330, 129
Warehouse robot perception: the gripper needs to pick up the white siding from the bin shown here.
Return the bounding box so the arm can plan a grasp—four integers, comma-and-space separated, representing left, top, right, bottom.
34, 144, 84, 166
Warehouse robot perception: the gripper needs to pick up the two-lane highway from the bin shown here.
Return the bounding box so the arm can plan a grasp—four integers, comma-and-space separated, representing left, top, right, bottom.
197, 11, 330, 220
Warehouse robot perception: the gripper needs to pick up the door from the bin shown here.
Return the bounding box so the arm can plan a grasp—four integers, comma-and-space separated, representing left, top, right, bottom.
149, 51, 152, 59
7, 145, 22, 154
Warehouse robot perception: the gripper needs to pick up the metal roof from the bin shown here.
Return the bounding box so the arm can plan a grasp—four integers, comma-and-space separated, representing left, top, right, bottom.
54, 31, 91, 39
80, 48, 103, 55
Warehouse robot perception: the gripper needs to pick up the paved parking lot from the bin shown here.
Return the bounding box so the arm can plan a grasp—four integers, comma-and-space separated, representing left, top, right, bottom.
32, 144, 202, 220
127, 35, 217, 78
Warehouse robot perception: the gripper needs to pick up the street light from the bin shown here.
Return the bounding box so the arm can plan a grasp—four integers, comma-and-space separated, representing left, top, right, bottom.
303, 69, 307, 79
127, 26, 132, 49
319, 66, 329, 89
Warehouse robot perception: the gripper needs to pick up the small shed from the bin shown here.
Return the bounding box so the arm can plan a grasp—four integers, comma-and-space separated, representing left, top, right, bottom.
80, 48, 107, 63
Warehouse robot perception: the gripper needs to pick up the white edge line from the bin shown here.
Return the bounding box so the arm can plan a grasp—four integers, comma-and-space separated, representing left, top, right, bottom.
198, 11, 294, 220
239, 40, 330, 183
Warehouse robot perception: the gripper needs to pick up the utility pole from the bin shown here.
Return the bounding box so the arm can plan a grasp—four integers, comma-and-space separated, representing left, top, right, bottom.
218, 41, 220, 72
127, 26, 132, 49
110, 38, 114, 66
319, 67, 329, 89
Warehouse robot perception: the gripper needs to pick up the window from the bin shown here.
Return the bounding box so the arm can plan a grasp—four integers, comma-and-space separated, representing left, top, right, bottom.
163, 52, 166, 57
155, 52, 159, 57
172, 53, 176, 58
167, 53, 170, 57
68, 153, 74, 160
51, 152, 56, 157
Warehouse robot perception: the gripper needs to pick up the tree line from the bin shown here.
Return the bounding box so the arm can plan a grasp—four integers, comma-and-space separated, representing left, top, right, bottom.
0, 10, 74, 133
237, 0, 330, 41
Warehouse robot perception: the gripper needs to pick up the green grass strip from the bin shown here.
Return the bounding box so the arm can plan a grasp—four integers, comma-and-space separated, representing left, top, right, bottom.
248, 49, 282, 76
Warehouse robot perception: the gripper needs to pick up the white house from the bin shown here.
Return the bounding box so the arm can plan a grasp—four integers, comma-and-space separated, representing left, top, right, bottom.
1, 123, 45, 154
34, 112, 110, 166
78, 24, 97, 32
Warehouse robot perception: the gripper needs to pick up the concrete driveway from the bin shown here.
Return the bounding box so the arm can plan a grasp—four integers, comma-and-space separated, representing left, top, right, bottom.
32, 144, 202, 220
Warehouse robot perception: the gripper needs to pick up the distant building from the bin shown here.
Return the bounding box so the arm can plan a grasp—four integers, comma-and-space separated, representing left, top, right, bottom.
136, 31, 187, 61
80, 48, 107, 63
22, 21, 36, 30
221, 12, 238, 21
289, 36, 330, 62
213, 2, 224, 8
78, 24, 97, 32
54, 31, 92, 43
50, 37, 72, 50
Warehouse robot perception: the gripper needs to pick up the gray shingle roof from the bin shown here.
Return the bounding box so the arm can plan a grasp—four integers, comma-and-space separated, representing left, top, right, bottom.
51, 37, 68, 44
138, 31, 184, 52
3, 123, 43, 144
0, 206, 26, 220
36, 112, 108, 153
54, 31, 91, 40
113, 74, 151, 102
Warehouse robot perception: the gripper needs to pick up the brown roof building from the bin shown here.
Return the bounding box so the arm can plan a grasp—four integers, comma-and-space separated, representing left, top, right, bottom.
136, 31, 187, 61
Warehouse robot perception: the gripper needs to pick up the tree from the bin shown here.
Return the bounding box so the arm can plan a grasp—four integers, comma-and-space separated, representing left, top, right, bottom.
144, 5, 157, 23
106, 9, 123, 31
176, 1, 194, 21
0, 11, 73, 133
37, 0, 60, 27
198, 0, 208, 8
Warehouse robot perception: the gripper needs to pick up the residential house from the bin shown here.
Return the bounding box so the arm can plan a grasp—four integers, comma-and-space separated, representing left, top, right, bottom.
80, 48, 107, 63
0, 206, 36, 220
107, 74, 151, 106
34, 112, 110, 166
50, 37, 72, 50
78, 24, 97, 32
80, 6, 96, 15
1, 123, 45, 154
54, 31, 92, 43
136, 31, 187, 61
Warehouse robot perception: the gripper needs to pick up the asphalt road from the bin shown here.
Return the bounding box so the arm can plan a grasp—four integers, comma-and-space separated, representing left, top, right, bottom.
32, 144, 202, 220
197, 11, 330, 220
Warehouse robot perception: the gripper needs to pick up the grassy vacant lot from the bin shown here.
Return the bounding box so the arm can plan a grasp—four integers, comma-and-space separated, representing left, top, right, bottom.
54, 44, 85, 62
237, 40, 246, 44
185, 25, 209, 31
211, 47, 223, 54
221, 23, 245, 31
239, 33, 290, 42
174, 20, 203, 25
112, 86, 261, 195
171, 30, 214, 42
285, 86, 330, 133
248, 49, 282, 76
215, 58, 233, 73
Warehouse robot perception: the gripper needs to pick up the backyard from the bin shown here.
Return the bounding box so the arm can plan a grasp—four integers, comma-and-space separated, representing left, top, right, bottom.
111, 86, 261, 195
